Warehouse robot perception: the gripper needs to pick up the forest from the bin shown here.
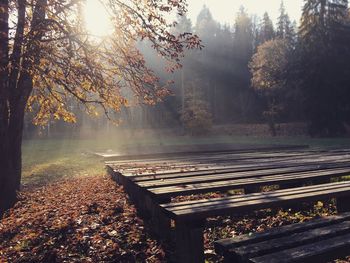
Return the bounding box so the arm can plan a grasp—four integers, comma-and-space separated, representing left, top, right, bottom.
23, 0, 350, 138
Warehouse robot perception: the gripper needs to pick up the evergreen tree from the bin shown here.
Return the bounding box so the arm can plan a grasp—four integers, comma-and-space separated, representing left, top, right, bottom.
232, 7, 255, 121
277, 1, 287, 38
277, 0, 296, 44
195, 5, 218, 41
258, 12, 275, 44
298, 0, 350, 135
233, 7, 254, 62
284, 14, 297, 46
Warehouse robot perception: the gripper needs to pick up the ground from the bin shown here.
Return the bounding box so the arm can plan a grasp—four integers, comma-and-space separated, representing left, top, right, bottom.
2, 135, 350, 262
0, 176, 166, 262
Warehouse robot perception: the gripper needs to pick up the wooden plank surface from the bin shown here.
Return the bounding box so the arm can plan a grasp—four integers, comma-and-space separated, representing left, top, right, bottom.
233, 220, 350, 259
250, 233, 350, 263
147, 167, 350, 198
125, 158, 350, 182
103, 144, 310, 161
105, 149, 323, 168
215, 212, 350, 253
138, 166, 350, 189
108, 151, 350, 178
106, 148, 350, 167
161, 181, 350, 220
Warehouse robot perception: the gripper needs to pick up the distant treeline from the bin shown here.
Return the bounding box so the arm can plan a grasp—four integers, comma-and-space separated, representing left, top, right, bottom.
139, 0, 350, 136
24, 0, 350, 137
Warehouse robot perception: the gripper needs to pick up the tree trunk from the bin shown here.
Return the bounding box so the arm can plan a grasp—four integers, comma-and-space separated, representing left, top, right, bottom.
0, 0, 11, 216
0, 0, 46, 215
0, 97, 26, 215
0, 135, 20, 215
0, 75, 31, 215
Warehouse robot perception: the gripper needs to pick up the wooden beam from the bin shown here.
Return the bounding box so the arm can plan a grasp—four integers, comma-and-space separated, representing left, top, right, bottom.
175, 220, 206, 263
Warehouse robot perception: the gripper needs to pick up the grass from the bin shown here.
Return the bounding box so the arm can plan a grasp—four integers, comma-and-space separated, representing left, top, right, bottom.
22, 139, 105, 186
22, 133, 350, 186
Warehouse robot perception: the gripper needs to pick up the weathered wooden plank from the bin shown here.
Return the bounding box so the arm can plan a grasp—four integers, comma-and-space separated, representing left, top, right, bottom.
105, 151, 323, 171
162, 181, 350, 209
104, 144, 311, 163
168, 183, 350, 263
166, 183, 349, 212
105, 151, 289, 166
161, 181, 350, 220
232, 220, 350, 260
215, 212, 350, 254
105, 148, 350, 168
147, 167, 350, 198
109, 152, 350, 179
126, 159, 350, 183
105, 148, 335, 170
250, 232, 350, 263
138, 166, 350, 189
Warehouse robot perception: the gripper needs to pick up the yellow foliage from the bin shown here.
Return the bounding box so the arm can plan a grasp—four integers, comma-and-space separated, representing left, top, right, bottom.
5, 0, 201, 126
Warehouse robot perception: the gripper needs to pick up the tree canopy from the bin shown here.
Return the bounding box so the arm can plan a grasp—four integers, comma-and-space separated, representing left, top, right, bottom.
0, 0, 201, 213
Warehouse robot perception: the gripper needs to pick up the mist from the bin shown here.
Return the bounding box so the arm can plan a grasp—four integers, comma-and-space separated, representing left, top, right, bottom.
23, 1, 350, 159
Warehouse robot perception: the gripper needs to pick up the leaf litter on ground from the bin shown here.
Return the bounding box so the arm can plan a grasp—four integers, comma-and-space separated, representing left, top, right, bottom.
1, 175, 350, 262
0, 176, 166, 263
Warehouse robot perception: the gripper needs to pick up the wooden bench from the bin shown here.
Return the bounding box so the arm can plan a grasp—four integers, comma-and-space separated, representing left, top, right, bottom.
214, 212, 350, 263
108, 150, 350, 187
119, 163, 350, 219
142, 166, 350, 197
159, 181, 350, 263
106, 148, 350, 263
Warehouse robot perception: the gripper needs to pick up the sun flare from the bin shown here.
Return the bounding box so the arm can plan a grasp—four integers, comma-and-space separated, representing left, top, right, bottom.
83, 0, 113, 37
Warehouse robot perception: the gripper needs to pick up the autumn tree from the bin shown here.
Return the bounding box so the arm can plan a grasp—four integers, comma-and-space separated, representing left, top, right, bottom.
181, 80, 212, 135
250, 39, 290, 135
0, 0, 201, 214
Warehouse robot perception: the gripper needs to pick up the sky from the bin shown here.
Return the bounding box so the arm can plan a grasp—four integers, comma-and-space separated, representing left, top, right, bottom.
186, 0, 304, 25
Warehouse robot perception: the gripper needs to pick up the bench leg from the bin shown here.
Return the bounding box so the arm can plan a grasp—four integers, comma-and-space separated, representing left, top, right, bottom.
337, 196, 350, 213
125, 181, 141, 206
107, 167, 120, 183
136, 193, 152, 219
175, 220, 205, 263
150, 198, 171, 239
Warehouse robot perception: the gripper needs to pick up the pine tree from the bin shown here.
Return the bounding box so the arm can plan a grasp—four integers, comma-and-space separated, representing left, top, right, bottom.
233, 7, 254, 71
258, 12, 275, 44
277, 1, 286, 38
284, 14, 297, 46
232, 7, 256, 120
298, 0, 350, 135
174, 14, 193, 34
195, 5, 218, 41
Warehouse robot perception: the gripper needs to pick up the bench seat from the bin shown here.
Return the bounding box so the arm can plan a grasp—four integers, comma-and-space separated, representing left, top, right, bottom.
160, 181, 350, 222
146, 166, 350, 198
215, 212, 350, 263
158, 181, 350, 263
106, 148, 350, 263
